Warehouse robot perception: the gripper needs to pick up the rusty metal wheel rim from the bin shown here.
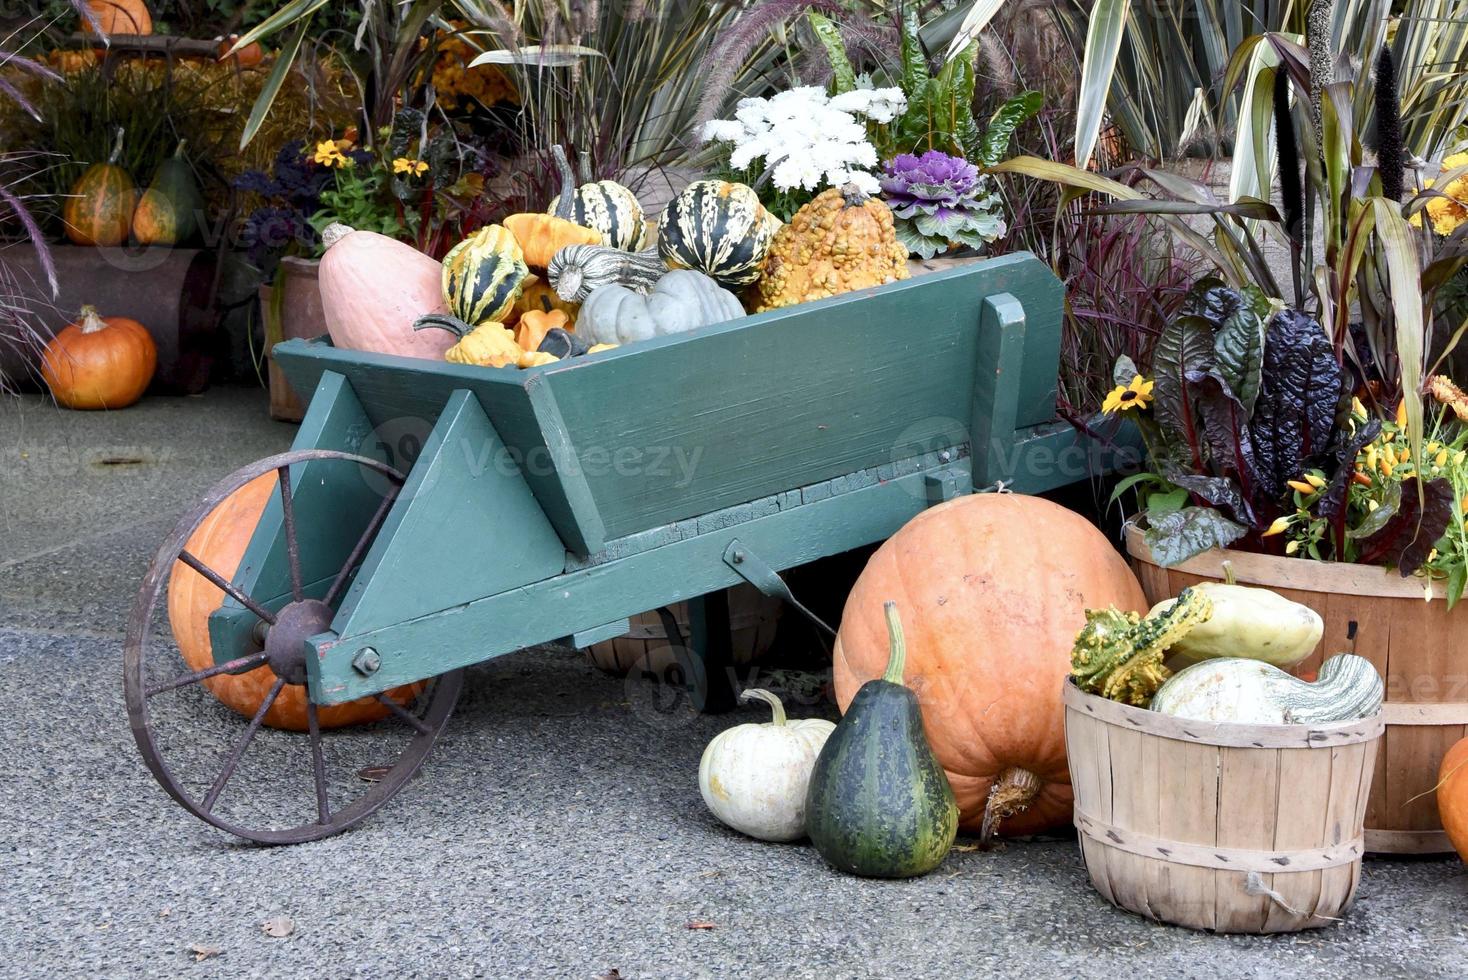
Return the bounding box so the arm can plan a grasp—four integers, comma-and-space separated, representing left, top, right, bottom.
123, 449, 464, 845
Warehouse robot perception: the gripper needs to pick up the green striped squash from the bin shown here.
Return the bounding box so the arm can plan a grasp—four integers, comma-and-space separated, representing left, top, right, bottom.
805, 602, 958, 878
550, 180, 646, 251
657, 180, 779, 288
442, 225, 530, 327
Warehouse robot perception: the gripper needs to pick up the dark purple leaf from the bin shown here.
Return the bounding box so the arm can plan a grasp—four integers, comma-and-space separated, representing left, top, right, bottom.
1143, 506, 1248, 567
1249, 308, 1345, 500
1317, 418, 1381, 522
1356, 477, 1454, 575
1187, 370, 1259, 524
1152, 313, 1215, 460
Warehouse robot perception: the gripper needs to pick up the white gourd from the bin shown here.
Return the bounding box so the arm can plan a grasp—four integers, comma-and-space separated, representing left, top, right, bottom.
1151, 654, 1383, 725
698, 689, 835, 842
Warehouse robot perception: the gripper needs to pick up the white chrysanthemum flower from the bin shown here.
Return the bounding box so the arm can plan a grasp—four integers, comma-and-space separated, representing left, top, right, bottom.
702, 119, 746, 144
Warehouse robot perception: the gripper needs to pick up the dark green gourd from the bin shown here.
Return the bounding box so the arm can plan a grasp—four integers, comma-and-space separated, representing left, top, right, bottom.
805, 601, 958, 877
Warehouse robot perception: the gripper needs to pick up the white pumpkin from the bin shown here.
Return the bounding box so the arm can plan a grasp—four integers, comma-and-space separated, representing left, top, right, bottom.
1151, 654, 1383, 725
698, 689, 835, 842
578, 269, 744, 345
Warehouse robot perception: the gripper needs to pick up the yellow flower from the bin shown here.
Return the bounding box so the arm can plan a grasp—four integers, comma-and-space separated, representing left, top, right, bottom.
392, 157, 430, 177
1429, 375, 1468, 422
1262, 515, 1294, 537
1412, 153, 1468, 235
1101, 376, 1155, 415
313, 140, 351, 168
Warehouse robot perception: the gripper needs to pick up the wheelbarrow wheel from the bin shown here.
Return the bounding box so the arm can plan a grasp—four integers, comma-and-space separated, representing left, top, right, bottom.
124, 449, 464, 844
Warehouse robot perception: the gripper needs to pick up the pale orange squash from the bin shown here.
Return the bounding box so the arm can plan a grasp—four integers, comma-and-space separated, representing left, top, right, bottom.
167, 473, 422, 731
84, 0, 152, 35
317, 223, 453, 360
1442, 738, 1468, 863
832, 493, 1147, 840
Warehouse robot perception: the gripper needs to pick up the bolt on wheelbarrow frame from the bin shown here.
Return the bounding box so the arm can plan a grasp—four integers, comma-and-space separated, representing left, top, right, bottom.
195, 253, 1139, 713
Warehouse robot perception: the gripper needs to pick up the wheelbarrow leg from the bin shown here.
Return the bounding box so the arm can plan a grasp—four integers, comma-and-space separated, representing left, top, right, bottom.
686, 591, 737, 713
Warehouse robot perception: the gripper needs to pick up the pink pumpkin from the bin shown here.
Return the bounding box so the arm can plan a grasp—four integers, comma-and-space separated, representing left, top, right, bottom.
317, 223, 453, 360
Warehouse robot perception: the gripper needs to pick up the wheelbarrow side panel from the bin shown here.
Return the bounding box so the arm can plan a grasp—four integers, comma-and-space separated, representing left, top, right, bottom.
536, 253, 1060, 543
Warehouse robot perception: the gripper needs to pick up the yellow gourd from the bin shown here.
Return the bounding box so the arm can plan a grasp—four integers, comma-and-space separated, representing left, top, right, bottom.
443, 322, 522, 368
754, 183, 908, 311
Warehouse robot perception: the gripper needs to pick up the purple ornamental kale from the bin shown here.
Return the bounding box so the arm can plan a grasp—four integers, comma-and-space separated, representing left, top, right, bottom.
880, 150, 1005, 260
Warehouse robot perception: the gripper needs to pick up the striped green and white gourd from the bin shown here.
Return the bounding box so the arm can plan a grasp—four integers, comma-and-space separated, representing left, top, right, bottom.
1150, 654, 1383, 725
657, 180, 780, 288
549, 180, 646, 251
440, 224, 529, 327
547, 244, 665, 302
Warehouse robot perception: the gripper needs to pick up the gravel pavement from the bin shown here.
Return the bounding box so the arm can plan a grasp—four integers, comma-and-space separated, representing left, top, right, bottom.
2, 389, 1465, 979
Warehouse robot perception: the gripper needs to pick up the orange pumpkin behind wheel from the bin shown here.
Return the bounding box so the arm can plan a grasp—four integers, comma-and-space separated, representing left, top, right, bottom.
167, 473, 422, 731
1441, 738, 1468, 863
833, 493, 1147, 839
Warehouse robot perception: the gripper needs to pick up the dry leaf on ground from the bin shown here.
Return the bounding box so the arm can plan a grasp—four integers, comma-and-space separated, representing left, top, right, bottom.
261, 916, 295, 938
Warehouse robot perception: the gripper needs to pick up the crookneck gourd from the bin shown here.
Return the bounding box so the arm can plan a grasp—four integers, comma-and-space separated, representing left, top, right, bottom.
547, 244, 665, 302
657, 179, 781, 288
1149, 571, 1323, 671
1151, 654, 1384, 725
502, 146, 603, 268
806, 602, 958, 878
1070, 587, 1215, 706
754, 183, 909, 312
438, 224, 530, 330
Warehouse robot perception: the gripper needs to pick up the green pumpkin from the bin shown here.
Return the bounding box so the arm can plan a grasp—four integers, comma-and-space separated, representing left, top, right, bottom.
657, 180, 779, 288
549, 180, 646, 251
805, 601, 958, 878
132, 141, 204, 246
441, 224, 530, 327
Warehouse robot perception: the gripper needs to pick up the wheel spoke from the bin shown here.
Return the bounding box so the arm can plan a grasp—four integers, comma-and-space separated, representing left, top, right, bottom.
277, 466, 304, 602
305, 700, 331, 824
146, 651, 269, 697
177, 550, 277, 626
374, 692, 433, 736
201, 674, 287, 813
324, 488, 398, 608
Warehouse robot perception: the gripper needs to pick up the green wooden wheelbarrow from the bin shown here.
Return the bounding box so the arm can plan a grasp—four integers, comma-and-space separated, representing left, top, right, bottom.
123, 253, 1138, 843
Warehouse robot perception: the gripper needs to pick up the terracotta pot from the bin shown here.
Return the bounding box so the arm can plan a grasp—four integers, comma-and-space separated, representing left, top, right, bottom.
258, 256, 323, 422
1126, 525, 1468, 855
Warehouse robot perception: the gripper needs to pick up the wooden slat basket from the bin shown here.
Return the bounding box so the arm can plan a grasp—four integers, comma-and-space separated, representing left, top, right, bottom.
1063, 680, 1383, 933
1126, 526, 1468, 854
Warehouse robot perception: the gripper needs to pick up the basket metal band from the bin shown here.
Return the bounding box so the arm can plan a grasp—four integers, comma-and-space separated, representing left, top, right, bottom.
1074, 808, 1365, 873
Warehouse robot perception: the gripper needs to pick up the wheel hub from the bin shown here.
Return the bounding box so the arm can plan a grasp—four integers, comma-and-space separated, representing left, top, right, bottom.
263, 599, 333, 685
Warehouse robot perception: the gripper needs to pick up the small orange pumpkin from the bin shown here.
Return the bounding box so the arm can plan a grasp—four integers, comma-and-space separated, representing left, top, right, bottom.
513, 309, 570, 352
167, 474, 424, 731
64, 128, 134, 246
833, 493, 1148, 841
40, 306, 156, 410
217, 34, 265, 68
506, 274, 578, 327
84, 0, 152, 35
1442, 737, 1468, 863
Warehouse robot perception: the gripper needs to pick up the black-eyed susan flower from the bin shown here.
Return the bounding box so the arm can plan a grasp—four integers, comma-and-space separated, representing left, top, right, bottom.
313, 140, 351, 168
1101, 376, 1155, 415
393, 157, 429, 177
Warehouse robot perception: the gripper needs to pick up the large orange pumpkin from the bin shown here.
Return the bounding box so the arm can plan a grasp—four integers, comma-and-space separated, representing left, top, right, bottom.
84, 0, 153, 35
1442, 737, 1468, 863
40, 306, 156, 409
63, 129, 134, 246
167, 473, 422, 731
832, 493, 1147, 840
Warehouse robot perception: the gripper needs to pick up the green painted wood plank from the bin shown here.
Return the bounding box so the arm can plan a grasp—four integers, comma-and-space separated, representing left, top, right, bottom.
570, 619, 630, 647
523, 372, 606, 554
305, 456, 971, 703
211, 371, 388, 664
971, 292, 1026, 488
328, 389, 568, 640
1000, 416, 1146, 494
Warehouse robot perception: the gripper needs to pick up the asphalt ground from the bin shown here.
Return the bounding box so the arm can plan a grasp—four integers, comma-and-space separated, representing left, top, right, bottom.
2, 388, 1465, 979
